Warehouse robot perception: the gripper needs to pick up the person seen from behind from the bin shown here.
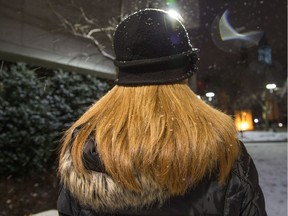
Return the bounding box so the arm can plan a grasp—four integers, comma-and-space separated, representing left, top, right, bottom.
57, 8, 267, 216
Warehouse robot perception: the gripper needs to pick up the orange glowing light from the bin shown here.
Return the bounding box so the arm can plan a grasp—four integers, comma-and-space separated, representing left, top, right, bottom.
234, 110, 254, 131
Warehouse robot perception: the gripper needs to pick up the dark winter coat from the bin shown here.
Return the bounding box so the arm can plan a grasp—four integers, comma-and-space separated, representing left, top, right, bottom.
57, 134, 267, 216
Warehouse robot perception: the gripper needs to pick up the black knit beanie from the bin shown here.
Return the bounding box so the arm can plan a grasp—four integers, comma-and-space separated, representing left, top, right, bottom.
113, 8, 199, 86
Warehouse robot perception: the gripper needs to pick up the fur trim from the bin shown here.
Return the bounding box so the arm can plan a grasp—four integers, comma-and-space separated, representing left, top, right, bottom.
59, 149, 170, 212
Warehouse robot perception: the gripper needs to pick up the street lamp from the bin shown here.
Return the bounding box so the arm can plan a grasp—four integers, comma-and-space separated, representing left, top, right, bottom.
254, 118, 259, 124
206, 92, 215, 101
263, 83, 277, 130
266, 83, 277, 93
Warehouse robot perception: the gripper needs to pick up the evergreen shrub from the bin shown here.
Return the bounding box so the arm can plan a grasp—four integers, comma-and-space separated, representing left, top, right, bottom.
0, 62, 110, 175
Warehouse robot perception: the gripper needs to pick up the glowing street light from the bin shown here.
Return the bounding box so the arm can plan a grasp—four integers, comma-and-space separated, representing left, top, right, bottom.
266, 83, 277, 92
263, 83, 277, 130
206, 92, 215, 101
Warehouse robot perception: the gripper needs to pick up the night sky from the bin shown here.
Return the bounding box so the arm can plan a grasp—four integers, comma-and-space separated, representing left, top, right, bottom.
177, 0, 287, 85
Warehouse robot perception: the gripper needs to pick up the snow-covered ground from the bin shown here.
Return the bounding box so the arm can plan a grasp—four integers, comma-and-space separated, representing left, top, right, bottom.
33, 210, 58, 216
245, 142, 287, 216
238, 130, 287, 142
241, 131, 287, 216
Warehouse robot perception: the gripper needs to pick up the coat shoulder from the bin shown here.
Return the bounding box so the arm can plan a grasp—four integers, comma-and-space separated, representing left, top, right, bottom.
224, 141, 267, 216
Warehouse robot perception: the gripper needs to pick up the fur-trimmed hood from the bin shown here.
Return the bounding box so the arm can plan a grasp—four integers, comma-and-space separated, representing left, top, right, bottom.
58, 140, 267, 216
59, 140, 170, 212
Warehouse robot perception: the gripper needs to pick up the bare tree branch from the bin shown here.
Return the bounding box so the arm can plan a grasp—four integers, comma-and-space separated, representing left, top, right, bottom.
47, 0, 158, 61
87, 36, 115, 60
79, 6, 96, 25
69, 0, 77, 7
120, 0, 124, 20
47, 0, 77, 34
87, 27, 115, 37
47, 0, 116, 60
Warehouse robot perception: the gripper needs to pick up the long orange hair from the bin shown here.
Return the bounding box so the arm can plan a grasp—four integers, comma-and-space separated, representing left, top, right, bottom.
59, 83, 240, 195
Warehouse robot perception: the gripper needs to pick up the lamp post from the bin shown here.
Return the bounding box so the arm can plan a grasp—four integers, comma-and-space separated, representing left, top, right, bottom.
266, 83, 277, 92
206, 92, 215, 102
263, 83, 277, 130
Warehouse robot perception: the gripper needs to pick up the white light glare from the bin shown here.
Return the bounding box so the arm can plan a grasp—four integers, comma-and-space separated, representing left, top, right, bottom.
254, 118, 259, 124
219, 10, 263, 46
278, 123, 283, 127
167, 10, 183, 21
206, 92, 215, 102
206, 92, 215, 98
266, 83, 277, 90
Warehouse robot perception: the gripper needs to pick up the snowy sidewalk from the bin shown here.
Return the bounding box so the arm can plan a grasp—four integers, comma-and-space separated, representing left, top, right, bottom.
32, 209, 58, 216
245, 142, 287, 216
238, 131, 287, 143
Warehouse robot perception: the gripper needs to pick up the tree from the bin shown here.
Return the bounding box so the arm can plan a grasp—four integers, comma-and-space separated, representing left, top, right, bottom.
46, 0, 166, 61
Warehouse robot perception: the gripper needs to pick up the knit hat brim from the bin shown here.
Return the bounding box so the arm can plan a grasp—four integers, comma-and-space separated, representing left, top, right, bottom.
114, 49, 199, 86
